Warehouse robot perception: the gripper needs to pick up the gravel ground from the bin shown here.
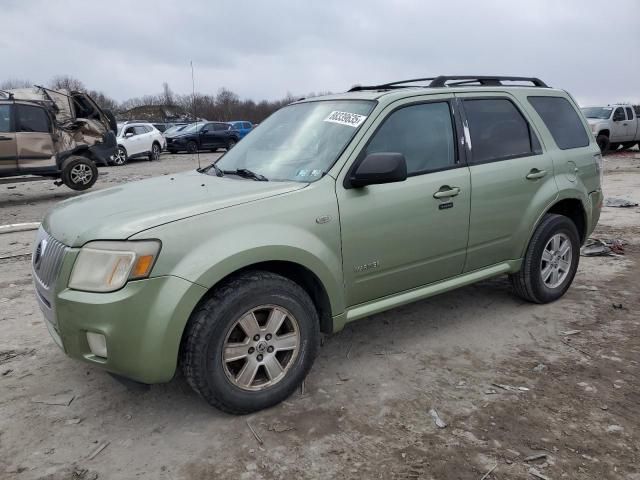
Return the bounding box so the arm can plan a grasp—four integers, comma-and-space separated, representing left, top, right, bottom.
0, 150, 639, 480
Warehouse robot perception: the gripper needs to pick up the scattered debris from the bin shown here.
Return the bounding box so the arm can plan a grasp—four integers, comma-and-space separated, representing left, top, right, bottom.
524, 453, 548, 462
0, 222, 40, 234
532, 363, 547, 373
604, 197, 638, 208
267, 422, 295, 433
480, 462, 497, 480
600, 405, 608, 411
528, 467, 550, 480
560, 338, 593, 358
491, 383, 530, 392
87, 441, 110, 460
428, 408, 447, 429
606, 425, 623, 433
612, 303, 627, 310
2, 369, 13, 376
581, 238, 625, 256
484, 388, 498, 395
246, 420, 264, 445
560, 330, 581, 336
44, 448, 55, 455
32, 393, 75, 406
0, 349, 34, 365
336, 373, 350, 382
65, 418, 83, 425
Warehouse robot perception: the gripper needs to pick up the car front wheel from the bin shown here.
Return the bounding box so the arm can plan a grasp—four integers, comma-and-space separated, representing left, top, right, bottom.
112, 146, 128, 166
510, 214, 580, 304
149, 143, 161, 161
181, 271, 320, 414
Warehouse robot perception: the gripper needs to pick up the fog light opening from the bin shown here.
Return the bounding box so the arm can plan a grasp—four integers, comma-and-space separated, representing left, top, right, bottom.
87, 332, 108, 358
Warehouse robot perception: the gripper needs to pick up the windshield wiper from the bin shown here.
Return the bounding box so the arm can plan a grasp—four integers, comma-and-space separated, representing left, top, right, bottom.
224, 168, 269, 181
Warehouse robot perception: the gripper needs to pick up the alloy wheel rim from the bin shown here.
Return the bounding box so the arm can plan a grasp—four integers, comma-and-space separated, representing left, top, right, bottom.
228, 141, 236, 149
540, 233, 572, 289
70, 164, 92, 185
152, 145, 160, 160
222, 305, 300, 391
113, 148, 126, 165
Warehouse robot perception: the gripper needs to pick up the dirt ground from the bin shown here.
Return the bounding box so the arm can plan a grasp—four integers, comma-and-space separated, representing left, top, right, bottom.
1, 150, 639, 480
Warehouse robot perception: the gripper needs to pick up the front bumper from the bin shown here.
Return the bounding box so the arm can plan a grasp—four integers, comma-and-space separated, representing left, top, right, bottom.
34, 237, 207, 384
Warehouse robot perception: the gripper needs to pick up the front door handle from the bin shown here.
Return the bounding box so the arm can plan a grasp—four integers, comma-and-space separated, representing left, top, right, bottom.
526, 169, 547, 180
433, 186, 461, 199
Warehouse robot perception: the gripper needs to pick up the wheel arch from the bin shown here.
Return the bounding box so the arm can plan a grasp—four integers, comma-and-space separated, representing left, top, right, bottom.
597, 129, 610, 138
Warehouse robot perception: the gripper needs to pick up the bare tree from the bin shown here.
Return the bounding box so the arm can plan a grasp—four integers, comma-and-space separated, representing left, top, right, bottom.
49, 75, 86, 92
0, 78, 33, 90
162, 82, 174, 106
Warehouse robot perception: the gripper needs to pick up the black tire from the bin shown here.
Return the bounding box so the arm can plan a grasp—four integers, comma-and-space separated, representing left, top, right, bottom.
509, 214, 580, 304
226, 138, 237, 150
609, 142, 620, 152
112, 146, 128, 166
61, 156, 98, 191
596, 134, 610, 154
186, 141, 198, 154
149, 142, 161, 161
181, 271, 320, 414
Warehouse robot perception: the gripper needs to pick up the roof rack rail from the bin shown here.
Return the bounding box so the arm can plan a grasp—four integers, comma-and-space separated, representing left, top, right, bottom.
348, 75, 548, 92
429, 76, 548, 87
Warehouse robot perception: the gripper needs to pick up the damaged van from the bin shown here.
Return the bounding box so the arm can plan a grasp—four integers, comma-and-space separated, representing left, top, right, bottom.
0, 86, 117, 190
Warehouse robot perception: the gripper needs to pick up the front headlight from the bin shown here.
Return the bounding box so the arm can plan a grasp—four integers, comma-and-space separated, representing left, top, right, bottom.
69, 240, 161, 292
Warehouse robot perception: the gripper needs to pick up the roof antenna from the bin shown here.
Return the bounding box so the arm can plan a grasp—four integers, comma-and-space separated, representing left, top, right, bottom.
191, 60, 201, 170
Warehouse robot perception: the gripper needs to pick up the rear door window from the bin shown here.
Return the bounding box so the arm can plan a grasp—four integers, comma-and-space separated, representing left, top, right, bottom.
528, 96, 590, 150
365, 101, 456, 175
0, 105, 11, 132
134, 126, 147, 135
625, 107, 634, 120
462, 98, 538, 163
16, 105, 50, 133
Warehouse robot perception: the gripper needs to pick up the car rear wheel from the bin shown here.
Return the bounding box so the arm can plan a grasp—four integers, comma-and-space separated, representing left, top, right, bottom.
149, 143, 161, 161
596, 134, 610, 154
510, 214, 580, 304
61, 156, 98, 191
609, 142, 620, 152
181, 271, 320, 414
112, 146, 128, 166
186, 141, 198, 154
226, 139, 237, 150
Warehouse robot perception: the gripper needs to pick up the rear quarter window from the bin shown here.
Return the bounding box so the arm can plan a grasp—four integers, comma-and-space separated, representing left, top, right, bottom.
16, 104, 50, 133
528, 96, 590, 150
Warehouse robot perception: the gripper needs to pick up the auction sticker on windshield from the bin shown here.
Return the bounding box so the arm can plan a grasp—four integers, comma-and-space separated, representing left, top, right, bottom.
324, 111, 367, 128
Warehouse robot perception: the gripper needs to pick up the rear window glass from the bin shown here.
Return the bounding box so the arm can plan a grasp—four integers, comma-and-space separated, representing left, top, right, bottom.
16, 105, 49, 133
0, 105, 10, 132
528, 96, 590, 150
463, 98, 536, 163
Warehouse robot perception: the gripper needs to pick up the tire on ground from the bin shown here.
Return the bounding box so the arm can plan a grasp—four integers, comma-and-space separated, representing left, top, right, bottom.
61, 155, 98, 191
149, 142, 161, 161
186, 141, 198, 154
509, 213, 580, 304
181, 270, 320, 414
596, 134, 610, 154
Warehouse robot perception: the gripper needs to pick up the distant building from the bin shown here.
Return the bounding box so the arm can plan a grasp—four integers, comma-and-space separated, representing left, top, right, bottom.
117, 104, 194, 123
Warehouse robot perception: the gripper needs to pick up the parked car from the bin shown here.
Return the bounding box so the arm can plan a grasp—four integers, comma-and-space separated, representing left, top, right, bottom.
153, 122, 187, 133
0, 86, 116, 190
165, 121, 239, 153
32, 75, 602, 414
112, 122, 166, 166
581, 104, 640, 153
228, 120, 253, 138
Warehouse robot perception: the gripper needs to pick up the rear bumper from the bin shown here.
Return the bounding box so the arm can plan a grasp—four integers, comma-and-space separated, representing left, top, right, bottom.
89, 131, 117, 166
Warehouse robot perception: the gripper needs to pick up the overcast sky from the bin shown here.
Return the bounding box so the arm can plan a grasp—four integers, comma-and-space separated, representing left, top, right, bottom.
2, 0, 639, 106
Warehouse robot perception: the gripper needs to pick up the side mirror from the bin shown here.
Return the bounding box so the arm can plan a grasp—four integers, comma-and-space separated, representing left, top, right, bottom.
124, 132, 134, 138
349, 152, 407, 188
201, 129, 209, 134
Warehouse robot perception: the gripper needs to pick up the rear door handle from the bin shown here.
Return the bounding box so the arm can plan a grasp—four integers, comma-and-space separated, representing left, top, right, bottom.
526, 169, 547, 180
433, 186, 461, 199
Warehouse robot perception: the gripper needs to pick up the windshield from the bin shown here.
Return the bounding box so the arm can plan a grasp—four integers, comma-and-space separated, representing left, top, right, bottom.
581, 107, 613, 119
214, 100, 375, 182
164, 125, 187, 135
181, 122, 204, 133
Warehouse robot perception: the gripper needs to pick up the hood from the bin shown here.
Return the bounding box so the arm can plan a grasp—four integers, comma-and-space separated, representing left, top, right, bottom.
165, 131, 194, 139
43, 170, 306, 247
586, 118, 605, 125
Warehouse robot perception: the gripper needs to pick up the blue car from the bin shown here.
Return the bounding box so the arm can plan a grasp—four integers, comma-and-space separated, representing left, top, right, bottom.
228, 121, 253, 139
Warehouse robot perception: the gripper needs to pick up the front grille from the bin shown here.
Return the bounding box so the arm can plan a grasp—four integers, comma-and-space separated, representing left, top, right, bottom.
32, 227, 68, 290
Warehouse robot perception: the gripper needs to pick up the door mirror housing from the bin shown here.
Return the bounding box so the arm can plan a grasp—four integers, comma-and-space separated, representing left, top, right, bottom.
349, 152, 407, 188
124, 132, 134, 138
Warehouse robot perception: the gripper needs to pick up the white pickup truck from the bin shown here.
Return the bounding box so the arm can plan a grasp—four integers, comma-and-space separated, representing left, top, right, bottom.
581, 104, 640, 153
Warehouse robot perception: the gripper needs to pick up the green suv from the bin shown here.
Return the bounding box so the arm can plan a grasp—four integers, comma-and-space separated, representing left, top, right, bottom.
33, 76, 603, 413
